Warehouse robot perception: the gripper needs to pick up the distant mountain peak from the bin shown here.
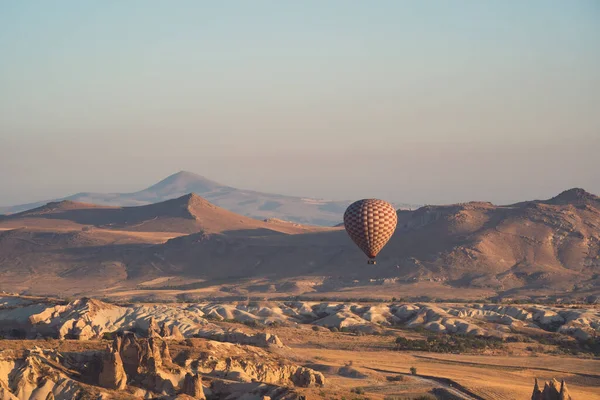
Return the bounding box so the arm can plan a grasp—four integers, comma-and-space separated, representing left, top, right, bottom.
143, 171, 224, 195
157, 170, 219, 185
157, 193, 216, 209
548, 188, 599, 205
0, 170, 404, 226
171, 170, 209, 180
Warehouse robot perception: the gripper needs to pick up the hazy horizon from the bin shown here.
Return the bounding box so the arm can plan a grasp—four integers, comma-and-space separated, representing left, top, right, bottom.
1, 1, 599, 206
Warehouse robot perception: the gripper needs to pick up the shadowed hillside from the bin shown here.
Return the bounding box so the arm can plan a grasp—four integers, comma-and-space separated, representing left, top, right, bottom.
0, 189, 598, 301
0, 193, 333, 235
0, 171, 418, 226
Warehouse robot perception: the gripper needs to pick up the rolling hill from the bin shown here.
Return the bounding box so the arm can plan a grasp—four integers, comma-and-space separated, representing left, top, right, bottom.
0, 189, 598, 301
0, 193, 333, 235
0, 171, 419, 226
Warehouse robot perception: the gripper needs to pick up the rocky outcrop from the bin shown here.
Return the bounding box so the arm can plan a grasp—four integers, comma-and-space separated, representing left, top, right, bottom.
0, 348, 94, 399
560, 380, 573, 400
531, 378, 572, 400
160, 322, 185, 340
199, 330, 285, 348
182, 373, 206, 399
147, 317, 160, 337
119, 333, 145, 376
291, 367, 325, 387
0, 337, 324, 399
209, 380, 306, 400
98, 345, 127, 390
189, 341, 325, 388
3, 296, 598, 343
116, 334, 164, 376
0, 297, 215, 340
160, 340, 172, 364
0, 380, 18, 400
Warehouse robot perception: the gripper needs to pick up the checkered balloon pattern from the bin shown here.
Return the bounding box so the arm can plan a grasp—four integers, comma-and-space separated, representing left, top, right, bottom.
343, 199, 398, 259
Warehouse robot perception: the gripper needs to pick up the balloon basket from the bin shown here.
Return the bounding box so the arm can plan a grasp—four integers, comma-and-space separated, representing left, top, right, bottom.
367, 259, 376, 265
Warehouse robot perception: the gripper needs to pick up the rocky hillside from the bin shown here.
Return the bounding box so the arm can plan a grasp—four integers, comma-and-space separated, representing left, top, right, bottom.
0, 295, 598, 399
0, 193, 333, 235
0, 189, 598, 300
0, 332, 321, 399
145, 188, 600, 299
1, 296, 597, 345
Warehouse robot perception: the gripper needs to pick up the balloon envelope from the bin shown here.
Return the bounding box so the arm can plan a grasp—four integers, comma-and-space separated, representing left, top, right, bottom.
343, 199, 398, 259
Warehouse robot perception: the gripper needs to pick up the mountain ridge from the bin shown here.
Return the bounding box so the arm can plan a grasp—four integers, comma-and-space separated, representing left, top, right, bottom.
0, 187, 597, 301
1, 171, 418, 226
0, 192, 334, 235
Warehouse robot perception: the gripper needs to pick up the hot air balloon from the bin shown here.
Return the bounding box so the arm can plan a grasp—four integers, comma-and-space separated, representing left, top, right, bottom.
343, 199, 398, 264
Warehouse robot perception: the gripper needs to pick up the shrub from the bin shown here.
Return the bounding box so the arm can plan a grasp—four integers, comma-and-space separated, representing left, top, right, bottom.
386, 375, 404, 382
9, 329, 27, 339
350, 387, 365, 395
312, 325, 320, 331
394, 334, 504, 353
410, 366, 417, 375
102, 331, 118, 341
242, 320, 263, 328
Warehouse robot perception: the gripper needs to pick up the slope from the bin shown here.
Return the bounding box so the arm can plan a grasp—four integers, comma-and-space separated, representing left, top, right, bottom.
0, 193, 332, 235
0, 189, 598, 301
0, 171, 420, 226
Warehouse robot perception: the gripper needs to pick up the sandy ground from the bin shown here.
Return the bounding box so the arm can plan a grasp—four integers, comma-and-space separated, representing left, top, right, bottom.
287, 346, 600, 399
260, 325, 600, 400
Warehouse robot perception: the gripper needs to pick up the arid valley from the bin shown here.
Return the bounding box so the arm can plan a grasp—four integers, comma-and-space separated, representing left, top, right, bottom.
0, 295, 598, 399
1, 2, 599, 398
0, 172, 599, 399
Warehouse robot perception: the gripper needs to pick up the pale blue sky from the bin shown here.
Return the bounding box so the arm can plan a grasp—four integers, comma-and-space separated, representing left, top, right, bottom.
1, 1, 599, 205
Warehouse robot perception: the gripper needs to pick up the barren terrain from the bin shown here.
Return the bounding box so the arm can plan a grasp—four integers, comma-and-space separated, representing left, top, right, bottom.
1, 171, 420, 226
0, 188, 598, 302
0, 295, 597, 399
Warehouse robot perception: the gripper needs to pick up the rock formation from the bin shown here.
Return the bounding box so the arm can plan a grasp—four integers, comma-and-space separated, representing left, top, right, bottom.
198, 330, 285, 348
182, 373, 206, 399
292, 367, 326, 387
119, 332, 144, 376
147, 316, 161, 338
3, 296, 598, 343
189, 340, 325, 388
532, 378, 542, 400
160, 340, 172, 364
98, 345, 127, 390
160, 322, 185, 340
531, 378, 572, 400
171, 324, 185, 340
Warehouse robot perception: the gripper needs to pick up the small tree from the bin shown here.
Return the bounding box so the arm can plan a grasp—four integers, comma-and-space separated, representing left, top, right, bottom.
410, 366, 418, 375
